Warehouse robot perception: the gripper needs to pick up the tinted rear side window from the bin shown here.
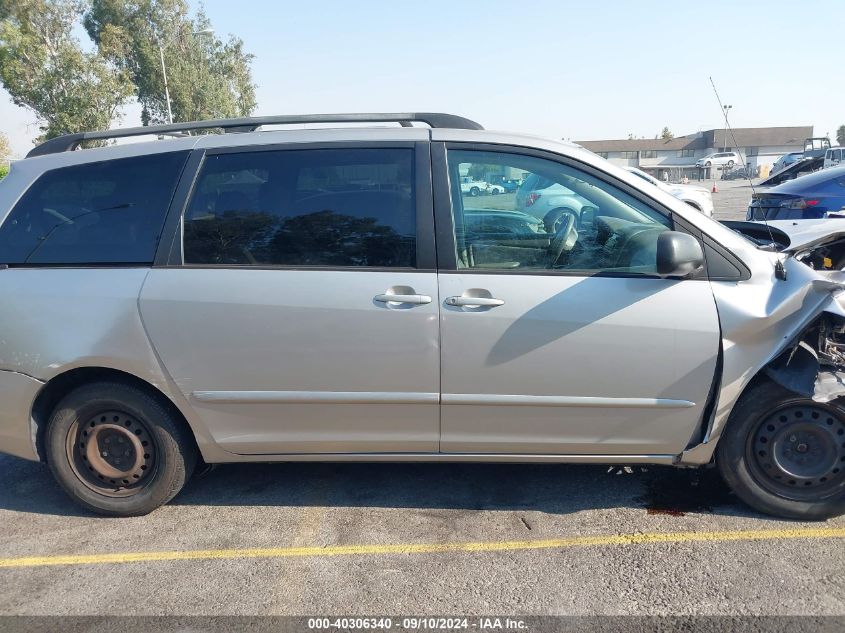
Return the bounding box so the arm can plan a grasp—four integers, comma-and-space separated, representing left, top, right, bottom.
183, 147, 416, 267
0, 152, 188, 265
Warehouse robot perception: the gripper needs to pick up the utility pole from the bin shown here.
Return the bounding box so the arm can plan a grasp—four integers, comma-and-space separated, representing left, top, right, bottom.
158, 43, 174, 125
722, 104, 732, 151
156, 28, 214, 125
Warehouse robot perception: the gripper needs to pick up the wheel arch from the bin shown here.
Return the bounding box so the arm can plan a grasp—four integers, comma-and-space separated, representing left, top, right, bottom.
30, 366, 203, 464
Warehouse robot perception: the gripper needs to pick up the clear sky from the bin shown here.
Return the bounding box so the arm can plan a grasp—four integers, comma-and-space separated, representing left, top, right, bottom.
2, 0, 843, 156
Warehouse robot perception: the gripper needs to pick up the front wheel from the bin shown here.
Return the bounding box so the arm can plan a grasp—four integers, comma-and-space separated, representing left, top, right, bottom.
45, 381, 197, 517
469, 187, 480, 197
717, 381, 845, 520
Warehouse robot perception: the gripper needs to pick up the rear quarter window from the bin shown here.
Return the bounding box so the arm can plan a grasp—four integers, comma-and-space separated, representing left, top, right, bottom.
0, 151, 188, 265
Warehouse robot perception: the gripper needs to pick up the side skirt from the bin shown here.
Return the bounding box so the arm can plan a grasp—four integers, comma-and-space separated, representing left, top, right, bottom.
203, 452, 679, 465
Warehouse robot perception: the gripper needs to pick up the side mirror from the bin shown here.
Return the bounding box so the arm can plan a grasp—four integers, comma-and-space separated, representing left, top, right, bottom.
656, 231, 704, 277
579, 206, 596, 228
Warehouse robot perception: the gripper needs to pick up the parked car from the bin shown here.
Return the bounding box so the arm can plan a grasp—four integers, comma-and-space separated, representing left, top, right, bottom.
772, 152, 806, 175
824, 147, 844, 170
460, 176, 488, 196
486, 176, 521, 194
747, 164, 845, 220
486, 184, 505, 195
695, 151, 741, 169
3, 112, 845, 520
720, 165, 753, 181
514, 173, 596, 229
625, 167, 714, 216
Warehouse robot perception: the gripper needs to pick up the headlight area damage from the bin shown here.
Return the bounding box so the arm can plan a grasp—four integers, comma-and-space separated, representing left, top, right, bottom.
681, 227, 845, 465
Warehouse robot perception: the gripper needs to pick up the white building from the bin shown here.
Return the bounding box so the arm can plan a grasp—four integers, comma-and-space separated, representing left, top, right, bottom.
577, 126, 812, 180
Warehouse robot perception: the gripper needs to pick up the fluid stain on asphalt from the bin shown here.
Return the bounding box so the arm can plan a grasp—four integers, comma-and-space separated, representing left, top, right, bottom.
635, 467, 737, 516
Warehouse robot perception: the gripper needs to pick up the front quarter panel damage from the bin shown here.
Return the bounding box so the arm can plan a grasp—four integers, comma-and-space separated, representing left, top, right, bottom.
682, 254, 845, 464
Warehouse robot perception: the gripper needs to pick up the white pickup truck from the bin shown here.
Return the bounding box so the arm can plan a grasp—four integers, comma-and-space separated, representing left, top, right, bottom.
459, 177, 488, 196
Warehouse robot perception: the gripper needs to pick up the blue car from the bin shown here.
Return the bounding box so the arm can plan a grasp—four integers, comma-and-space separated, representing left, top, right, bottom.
747, 165, 845, 220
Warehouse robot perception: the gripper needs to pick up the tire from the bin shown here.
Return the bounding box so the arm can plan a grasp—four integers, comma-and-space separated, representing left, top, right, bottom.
727, 160, 735, 168
716, 380, 845, 520
491, 188, 500, 196
45, 381, 197, 517
705, 161, 712, 167
469, 187, 480, 197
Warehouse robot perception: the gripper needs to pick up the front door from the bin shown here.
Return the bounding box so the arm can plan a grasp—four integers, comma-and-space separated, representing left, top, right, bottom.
140, 142, 440, 454
435, 145, 721, 455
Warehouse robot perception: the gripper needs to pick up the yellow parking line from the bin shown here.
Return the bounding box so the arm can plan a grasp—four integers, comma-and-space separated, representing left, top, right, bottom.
0, 527, 843, 569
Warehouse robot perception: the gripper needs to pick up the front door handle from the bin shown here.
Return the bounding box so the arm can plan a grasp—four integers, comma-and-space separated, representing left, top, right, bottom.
445, 296, 505, 307
374, 293, 432, 305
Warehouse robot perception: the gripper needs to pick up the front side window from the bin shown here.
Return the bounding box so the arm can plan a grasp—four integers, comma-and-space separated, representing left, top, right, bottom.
183, 147, 416, 267
447, 149, 671, 275
0, 152, 188, 265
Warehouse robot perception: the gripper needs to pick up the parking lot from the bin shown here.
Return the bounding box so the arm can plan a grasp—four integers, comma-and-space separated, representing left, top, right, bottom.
710, 178, 758, 221
1, 453, 844, 616
0, 176, 842, 619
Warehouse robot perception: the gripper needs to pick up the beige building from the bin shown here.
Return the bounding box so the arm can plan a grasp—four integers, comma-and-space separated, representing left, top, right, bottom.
577, 126, 813, 179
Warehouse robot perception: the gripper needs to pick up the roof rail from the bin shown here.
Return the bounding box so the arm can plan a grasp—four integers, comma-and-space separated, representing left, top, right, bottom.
26, 112, 484, 158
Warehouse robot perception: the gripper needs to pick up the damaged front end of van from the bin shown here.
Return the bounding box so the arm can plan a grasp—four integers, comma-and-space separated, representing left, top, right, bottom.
682, 221, 845, 466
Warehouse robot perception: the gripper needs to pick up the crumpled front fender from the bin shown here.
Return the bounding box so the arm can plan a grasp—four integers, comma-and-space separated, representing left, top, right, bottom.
681, 256, 845, 465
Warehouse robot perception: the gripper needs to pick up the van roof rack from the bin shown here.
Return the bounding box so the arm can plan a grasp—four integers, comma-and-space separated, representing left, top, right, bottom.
26, 112, 484, 158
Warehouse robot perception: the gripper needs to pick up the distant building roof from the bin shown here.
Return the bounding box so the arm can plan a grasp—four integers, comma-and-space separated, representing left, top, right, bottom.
577, 126, 813, 152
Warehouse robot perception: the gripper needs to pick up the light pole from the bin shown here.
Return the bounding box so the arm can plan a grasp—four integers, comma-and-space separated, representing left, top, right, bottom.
157, 28, 214, 124
722, 104, 732, 151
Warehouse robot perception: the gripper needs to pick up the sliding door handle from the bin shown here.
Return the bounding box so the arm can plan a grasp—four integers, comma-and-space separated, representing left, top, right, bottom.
375, 293, 432, 305
445, 296, 505, 307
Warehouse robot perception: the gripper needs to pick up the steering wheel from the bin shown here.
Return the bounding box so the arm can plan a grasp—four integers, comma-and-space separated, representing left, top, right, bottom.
548, 211, 577, 266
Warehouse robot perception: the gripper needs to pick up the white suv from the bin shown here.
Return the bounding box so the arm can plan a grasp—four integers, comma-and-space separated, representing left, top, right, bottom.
696, 151, 741, 169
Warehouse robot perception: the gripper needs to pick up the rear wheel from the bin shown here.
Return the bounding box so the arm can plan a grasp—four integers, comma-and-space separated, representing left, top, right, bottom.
717, 381, 845, 520
469, 186, 480, 197
45, 381, 197, 517
727, 160, 735, 168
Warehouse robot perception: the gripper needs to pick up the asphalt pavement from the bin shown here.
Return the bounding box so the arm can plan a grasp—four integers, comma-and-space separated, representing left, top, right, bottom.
0, 453, 843, 616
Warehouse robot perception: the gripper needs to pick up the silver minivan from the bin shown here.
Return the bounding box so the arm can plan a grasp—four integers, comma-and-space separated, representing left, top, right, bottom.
1, 113, 845, 518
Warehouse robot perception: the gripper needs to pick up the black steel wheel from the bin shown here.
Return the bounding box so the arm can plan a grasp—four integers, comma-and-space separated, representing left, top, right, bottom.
747, 404, 845, 499
718, 380, 845, 520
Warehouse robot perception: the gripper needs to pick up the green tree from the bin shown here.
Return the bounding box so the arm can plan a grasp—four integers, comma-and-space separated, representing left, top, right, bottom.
837, 125, 845, 146
0, 0, 134, 141
84, 0, 257, 125
0, 131, 10, 160
660, 127, 674, 140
